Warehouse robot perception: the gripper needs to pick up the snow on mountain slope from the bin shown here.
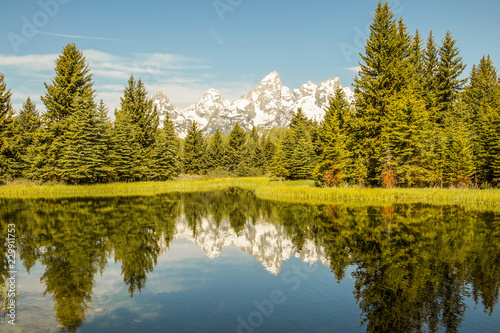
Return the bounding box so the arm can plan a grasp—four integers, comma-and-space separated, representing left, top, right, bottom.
154, 72, 353, 137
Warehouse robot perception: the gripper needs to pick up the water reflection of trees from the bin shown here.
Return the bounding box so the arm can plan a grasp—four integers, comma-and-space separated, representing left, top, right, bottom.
0, 190, 499, 332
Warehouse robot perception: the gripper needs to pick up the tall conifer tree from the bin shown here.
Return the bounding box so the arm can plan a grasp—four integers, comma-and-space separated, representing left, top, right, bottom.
35, 43, 96, 180
183, 121, 205, 174
12, 97, 41, 177
150, 113, 181, 180
435, 31, 466, 126
352, 1, 406, 185
206, 129, 229, 172
314, 88, 349, 186
0, 73, 14, 180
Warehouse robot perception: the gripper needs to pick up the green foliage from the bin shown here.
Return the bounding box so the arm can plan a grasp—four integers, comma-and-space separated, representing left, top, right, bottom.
13, 98, 41, 177
314, 88, 349, 186
34, 43, 97, 181
183, 121, 205, 174
463, 56, 500, 185
115, 75, 158, 150
352, 1, 409, 185
150, 113, 181, 180
228, 123, 246, 173
435, 31, 467, 125
111, 109, 146, 181
205, 128, 229, 172
1, 192, 500, 331
0, 72, 15, 181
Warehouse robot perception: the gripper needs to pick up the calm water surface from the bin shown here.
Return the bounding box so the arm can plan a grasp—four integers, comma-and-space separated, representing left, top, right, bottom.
1, 188, 500, 332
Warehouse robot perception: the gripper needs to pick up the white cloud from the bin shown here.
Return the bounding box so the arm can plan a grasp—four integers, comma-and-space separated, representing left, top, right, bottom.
36, 31, 131, 42
1, 50, 259, 116
0, 54, 56, 72
346, 66, 361, 72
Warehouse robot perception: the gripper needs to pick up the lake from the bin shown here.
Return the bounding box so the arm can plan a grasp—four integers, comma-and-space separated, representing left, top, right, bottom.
1, 188, 500, 332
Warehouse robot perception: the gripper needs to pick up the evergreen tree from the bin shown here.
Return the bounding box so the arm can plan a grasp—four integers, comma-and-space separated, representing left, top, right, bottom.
444, 109, 476, 187
0, 72, 14, 180
262, 134, 276, 172
382, 89, 433, 187
35, 43, 96, 181
94, 100, 113, 182
111, 110, 145, 181
463, 56, 500, 185
271, 140, 288, 180
150, 113, 181, 180
183, 121, 205, 174
228, 123, 246, 173
205, 129, 229, 172
284, 109, 316, 180
59, 96, 106, 184
352, 1, 410, 185
423, 31, 440, 119
314, 88, 349, 186
12, 98, 41, 177
115, 75, 159, 151
435, 31, 467, 126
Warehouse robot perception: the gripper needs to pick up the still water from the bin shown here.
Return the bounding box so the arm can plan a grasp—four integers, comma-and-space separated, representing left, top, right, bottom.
1, 188, 500, 332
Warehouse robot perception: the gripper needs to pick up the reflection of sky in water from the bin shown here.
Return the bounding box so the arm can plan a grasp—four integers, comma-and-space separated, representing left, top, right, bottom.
8, 238, 362, 332
82, 238, 362, 333
3, 195, 500, 333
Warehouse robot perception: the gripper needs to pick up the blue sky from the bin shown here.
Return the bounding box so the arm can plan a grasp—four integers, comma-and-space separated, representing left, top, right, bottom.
1, 0, 499, 112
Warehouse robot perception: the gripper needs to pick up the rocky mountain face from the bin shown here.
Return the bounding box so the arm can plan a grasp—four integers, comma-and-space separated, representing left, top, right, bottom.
165, 215, 330, 275
152, 71, 353, 138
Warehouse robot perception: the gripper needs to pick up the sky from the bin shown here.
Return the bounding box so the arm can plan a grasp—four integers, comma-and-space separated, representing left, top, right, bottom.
1, 0, 499, 113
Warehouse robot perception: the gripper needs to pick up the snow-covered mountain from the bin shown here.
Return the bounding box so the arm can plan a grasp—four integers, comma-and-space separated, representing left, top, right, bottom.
152, 71, 353, 138
159, 215, 330, 275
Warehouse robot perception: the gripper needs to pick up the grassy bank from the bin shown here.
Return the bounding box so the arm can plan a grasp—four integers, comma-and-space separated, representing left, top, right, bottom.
1, 177, 499, 211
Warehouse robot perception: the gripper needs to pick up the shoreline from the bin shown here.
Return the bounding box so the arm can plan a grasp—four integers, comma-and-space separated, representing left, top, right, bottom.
1, 177, 499, 212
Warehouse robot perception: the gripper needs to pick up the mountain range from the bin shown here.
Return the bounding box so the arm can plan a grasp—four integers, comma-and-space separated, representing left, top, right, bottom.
158, 215, 330, 275
152, 71, 353, 137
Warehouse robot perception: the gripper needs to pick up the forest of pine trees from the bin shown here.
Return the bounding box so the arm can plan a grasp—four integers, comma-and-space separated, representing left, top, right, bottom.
0, 2, 499, 188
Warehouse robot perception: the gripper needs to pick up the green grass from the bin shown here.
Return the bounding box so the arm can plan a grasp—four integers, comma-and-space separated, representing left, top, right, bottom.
1, 177, 499, 211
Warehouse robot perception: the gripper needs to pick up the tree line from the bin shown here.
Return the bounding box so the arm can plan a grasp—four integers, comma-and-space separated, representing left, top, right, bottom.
0, 1, 499, 187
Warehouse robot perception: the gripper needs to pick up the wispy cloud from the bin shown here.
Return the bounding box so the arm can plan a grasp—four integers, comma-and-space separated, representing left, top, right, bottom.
37, 31, 132, 42
0, 50, 216, 113
346, 66, 361, 72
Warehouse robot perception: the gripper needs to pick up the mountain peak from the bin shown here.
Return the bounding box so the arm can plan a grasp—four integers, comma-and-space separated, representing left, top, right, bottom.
152, 73, 352, 138
262, 71, 280, 82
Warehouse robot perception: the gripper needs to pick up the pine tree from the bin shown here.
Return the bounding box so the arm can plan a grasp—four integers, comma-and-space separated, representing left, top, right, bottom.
262, 134, 276, 172
463, 56, 500, 185
35, 43, 96, 181
115, 75, 159, 151
0, 72, 14, 181
111, 110, 145, 181
59, 98, 103, 184
284, 109, 316, 180
111, 75, 159, 181
183, 121, 205, 174
352, 1, 410, 185
205, 129, 229, 172
314, 88, 349, 186
423, 31, 440, 119
94, 100, 113, 182
382, 89, 432, 187
271, 140, 287, 180
12, 97, 41, 177
150, 113, 181, 180
435, 31, 467, 126
228, 123, 246, 173
444, 108, 476, 187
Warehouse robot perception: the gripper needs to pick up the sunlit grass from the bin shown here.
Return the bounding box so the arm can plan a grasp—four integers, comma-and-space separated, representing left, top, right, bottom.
1, 177, 499, 211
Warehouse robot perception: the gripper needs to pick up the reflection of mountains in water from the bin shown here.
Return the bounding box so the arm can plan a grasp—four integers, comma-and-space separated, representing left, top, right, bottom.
162, 216, 330, 275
